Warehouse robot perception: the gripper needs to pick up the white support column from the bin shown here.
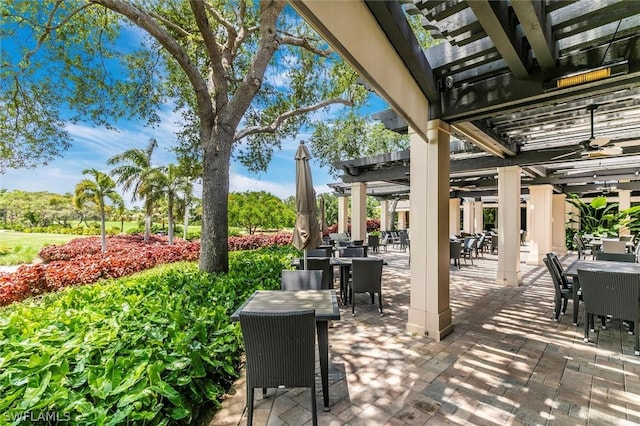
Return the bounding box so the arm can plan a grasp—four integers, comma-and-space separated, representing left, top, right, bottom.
407, 121, 453, 341
619, 189, 632, 236
527, 185, 554, 266
497, 166, 522, 286
552, 193, 568, 255
474, 201, 484, 234
462, 198, 475, 234
338, 196, 349, 234
380, 200, 390, 231
351, 183, 367, 241
449, 198, 461, 236
398, 211, 408, 230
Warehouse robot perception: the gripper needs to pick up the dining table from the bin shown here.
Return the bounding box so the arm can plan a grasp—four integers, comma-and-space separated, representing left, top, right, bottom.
563, 259, 640, 324
231, 289, 340, 411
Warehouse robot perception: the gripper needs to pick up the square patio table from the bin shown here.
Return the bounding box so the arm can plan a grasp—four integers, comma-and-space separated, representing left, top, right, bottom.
231, 289, 340, 410
563, 260, 640, 324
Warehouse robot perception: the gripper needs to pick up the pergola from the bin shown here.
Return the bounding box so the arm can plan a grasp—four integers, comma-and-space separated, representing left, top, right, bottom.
290, 0, 640, 340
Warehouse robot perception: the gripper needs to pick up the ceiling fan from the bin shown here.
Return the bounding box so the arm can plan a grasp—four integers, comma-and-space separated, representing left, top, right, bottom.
552, 105, 622, 160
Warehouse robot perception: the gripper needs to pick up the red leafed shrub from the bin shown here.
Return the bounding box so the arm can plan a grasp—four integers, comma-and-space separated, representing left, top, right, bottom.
1, 233, 293, 307
228, 232, 293, 251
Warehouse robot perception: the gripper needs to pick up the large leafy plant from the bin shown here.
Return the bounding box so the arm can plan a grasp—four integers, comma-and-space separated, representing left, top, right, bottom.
566, 194, 619, 237
566, 194, 639, 238
0, 246, 297, 424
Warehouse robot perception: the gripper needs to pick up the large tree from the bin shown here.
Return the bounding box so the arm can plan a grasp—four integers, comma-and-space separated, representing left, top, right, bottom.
3, 1, 363, 273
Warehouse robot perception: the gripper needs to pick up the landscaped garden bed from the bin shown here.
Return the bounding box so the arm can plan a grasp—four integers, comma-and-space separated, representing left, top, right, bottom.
0, 245, 298, 424
0, 233, 293, 307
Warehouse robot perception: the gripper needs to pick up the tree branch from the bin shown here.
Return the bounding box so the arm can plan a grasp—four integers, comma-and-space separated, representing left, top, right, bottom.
234, 97, 354, 141
148, 11, 192, 39
227, 0, 285, 128
189, 0, 228, 109
90, 0, 214, 125
277, 33, 332, 57
203, 1, 237, 75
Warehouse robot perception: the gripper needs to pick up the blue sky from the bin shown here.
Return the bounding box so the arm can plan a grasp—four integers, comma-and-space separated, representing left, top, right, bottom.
0, 8, 387, 206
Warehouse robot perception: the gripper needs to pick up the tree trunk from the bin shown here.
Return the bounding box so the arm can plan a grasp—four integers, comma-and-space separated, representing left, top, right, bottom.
168, 196, 174, 246
100, 207, 107, 253
183, 202, 189, 240
199, 127, 232, 273
144, 204, 151, 242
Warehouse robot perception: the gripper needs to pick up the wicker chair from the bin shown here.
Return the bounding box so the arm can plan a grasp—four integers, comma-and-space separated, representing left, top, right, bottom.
543, 256, 575, 321
595, 252, 636, 262
573, 235, 592, 260
307, 247, 332, 257
281, 270, 323, 291
349, 258, 384, 315
239, 310, 318, 425
577, 269, 640, 356
602, 239, 627, 254
367, 234, 380, 253
295, 258, 333, 290
341, 246, 366, 258
450, 241, 461, 269
461, 237, 477, 265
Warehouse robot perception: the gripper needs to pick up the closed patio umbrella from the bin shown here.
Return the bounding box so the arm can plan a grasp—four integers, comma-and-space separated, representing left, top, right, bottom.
292, 141, 322, 269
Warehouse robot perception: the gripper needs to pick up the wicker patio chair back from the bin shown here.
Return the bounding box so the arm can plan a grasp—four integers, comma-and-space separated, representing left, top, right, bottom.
450, 241, 461, 269
341, 247, 366, 258
301, 258, 333, 290
350, 258, 384, 315
367, 234, 380, 253
577, 269, 640, 355
239, 310, 318, 425
281, 270, 323, 291
543, 257, 572, 321
595, 251, 636, 262
602, 239, 627, 253
307, 247, 332, 257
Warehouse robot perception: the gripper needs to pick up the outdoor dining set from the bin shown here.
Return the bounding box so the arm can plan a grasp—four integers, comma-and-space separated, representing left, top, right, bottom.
230, 234, 388, 424
544, 234, 640, 358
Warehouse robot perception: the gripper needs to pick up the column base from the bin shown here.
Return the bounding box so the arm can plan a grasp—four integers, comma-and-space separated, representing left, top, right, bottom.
407, 308, 454, 341
496, 271, 522, 287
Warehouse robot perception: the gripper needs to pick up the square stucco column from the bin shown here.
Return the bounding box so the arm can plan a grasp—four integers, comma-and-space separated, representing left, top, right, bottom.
351, 182, 367, 241
474, 201, 484, 233
462, 198, 475, 234
619, 189, 631, 236
497, 166, 522, 286
398, 211, 408, 230
338, 196, 349, 234
407, 121, 453, 341
449, 198, 460, 236
380, 200, 390, 232
552, 193, 567, 255
527, 184, 553, 266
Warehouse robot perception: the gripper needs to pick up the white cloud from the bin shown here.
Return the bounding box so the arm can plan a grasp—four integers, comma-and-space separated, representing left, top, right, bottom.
230, 173, 294, 199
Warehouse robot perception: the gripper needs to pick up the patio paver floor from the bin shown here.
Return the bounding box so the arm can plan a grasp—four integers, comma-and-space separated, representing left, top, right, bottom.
211, 246, 640, 425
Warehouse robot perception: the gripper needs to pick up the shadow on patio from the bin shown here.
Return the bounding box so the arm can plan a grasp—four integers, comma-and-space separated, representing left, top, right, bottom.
212, 247, 640, 425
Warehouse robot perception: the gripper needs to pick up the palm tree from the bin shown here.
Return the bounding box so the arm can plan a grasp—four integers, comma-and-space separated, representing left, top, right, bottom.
74, 169, 123, 253
150, 163, 189, 245
108, 139, 158, 242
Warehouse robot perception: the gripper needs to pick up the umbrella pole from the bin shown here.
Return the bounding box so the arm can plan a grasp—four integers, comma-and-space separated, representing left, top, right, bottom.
303, 248, 308, 270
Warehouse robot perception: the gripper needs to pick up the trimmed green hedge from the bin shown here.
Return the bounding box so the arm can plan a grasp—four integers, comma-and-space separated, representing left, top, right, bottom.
0, 246, 298, 425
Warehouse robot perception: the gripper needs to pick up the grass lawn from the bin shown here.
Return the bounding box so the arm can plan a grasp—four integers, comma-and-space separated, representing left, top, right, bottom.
0, 231, 86, 265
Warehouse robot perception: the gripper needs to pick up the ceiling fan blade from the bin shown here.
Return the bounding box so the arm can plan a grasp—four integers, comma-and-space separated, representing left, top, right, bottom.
589, 137, 611, 147
552, 150, 582, 160
612, 139, 640, 148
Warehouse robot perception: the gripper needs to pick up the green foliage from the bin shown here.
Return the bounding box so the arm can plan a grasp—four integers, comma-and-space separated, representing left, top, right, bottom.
0, 246, 296, 423
309, 111, 410, 177
566, 194, 620, 237
228, 191, 295, 234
